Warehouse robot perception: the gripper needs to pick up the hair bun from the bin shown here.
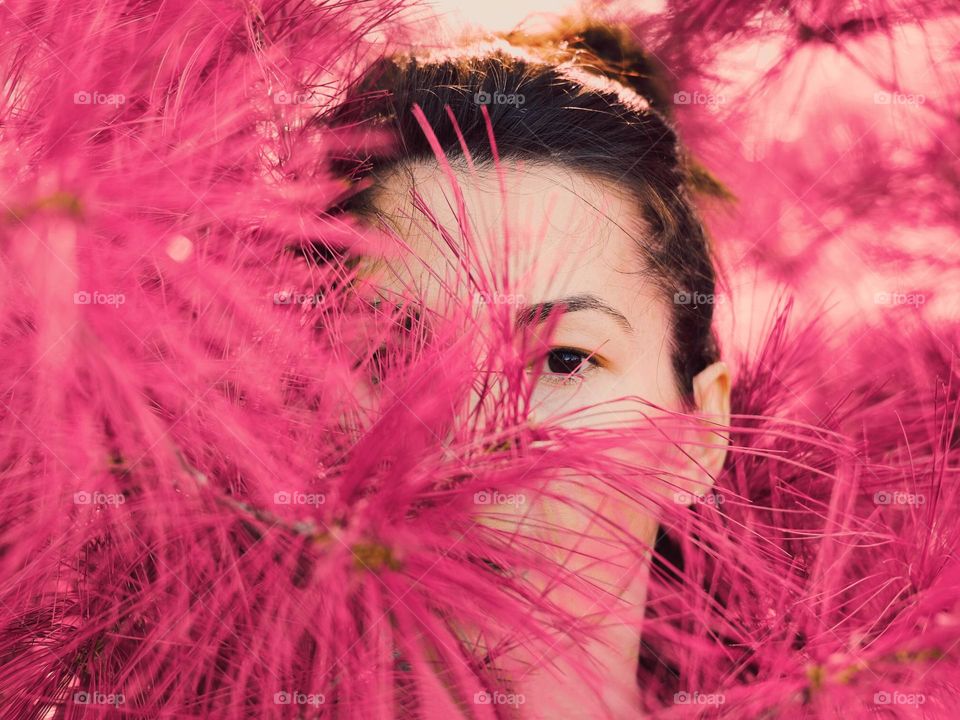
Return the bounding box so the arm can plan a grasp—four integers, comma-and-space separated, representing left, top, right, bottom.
505, 21, 674, 118
502, 20, 730, 199
565, 23, 675, 116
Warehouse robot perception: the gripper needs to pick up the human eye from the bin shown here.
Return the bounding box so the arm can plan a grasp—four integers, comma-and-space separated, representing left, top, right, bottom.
355, 298, 426, 384
531, 346, 602, 386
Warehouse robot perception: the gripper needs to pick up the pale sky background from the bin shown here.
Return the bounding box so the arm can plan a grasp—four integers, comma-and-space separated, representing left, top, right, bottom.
425, 0, 578, 33
420, 0, 668, 34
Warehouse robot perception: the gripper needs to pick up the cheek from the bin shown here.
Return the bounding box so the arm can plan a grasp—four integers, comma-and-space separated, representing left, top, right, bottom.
478, 472, 659, 611
523, 344, 696, 510
485, 352, 680, 594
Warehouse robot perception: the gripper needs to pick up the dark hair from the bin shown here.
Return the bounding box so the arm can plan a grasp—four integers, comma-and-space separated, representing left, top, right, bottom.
324, 23, 723, 399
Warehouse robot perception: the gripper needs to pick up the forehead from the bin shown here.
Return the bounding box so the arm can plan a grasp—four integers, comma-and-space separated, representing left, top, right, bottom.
370, 159, 655, 305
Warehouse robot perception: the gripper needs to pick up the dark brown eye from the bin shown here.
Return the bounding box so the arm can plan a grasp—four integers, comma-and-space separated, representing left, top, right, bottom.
545, 348, 594, 376
354, 300, 427, 385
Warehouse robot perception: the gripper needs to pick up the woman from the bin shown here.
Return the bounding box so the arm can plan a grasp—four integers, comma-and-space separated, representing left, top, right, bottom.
3, 3, 957, 718
327, 25, 732, 717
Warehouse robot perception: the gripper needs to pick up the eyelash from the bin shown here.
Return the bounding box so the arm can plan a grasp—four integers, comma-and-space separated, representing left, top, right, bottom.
532, 347, 602, 386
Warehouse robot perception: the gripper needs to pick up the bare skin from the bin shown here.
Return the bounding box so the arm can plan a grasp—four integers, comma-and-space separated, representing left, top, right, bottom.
366, 159, 730, 718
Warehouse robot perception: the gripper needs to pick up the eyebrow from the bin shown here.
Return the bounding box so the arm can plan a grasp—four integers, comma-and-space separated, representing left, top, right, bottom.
515, 293, 634, 333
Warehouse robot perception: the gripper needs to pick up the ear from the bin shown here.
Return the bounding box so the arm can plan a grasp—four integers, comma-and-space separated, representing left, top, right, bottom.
686, 360, 732, 494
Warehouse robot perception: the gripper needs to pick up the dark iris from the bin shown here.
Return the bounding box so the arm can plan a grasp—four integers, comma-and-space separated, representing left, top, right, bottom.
546, 348, 590, 375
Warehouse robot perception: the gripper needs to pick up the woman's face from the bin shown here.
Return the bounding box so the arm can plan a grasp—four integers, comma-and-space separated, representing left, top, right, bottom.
371, 160, 683, 418
367, 159, 730, 718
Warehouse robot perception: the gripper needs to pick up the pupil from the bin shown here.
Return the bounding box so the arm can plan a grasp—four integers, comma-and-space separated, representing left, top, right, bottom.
547, 349, 584, 375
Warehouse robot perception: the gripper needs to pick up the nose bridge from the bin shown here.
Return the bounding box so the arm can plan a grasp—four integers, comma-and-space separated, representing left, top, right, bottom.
466, 344, 517, 432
